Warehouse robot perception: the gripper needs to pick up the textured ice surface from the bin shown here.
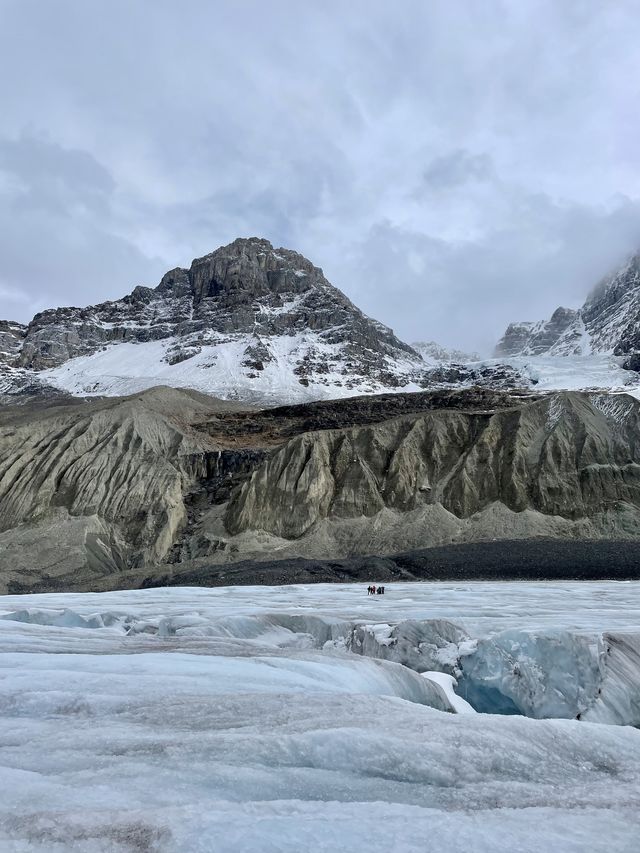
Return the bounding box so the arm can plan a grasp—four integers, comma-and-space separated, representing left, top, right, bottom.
1, 582, 639, 852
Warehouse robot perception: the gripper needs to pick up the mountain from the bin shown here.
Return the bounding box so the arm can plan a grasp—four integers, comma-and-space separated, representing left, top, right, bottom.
0, 320, 26, 362
411, 340, 480, 363
0, 237, 525, 405
222, 389, 640, 556
0, 387, 245, 590
495, 253, 640, 361
3, 385, 640, 592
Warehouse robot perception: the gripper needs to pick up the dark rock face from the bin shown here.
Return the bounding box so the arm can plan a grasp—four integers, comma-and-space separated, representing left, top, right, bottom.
495, 253, 640, 360
623, 353, 640, 373
585, 255, 640, 356
494, 322, 537, 358
496, 308, 585, 357
421, 362, 528, 388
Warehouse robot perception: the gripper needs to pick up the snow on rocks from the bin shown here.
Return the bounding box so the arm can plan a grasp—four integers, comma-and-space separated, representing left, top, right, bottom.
477, 353, 640, 398
589, 392, 635, 424
0, 238, 434, 404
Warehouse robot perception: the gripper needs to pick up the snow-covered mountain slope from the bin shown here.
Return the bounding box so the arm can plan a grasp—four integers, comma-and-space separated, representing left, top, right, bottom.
0, 237, 526, 405
40, 335, 421, 403
496, 253, 640, 359
40, 337, 529, 403
1, 238, 424, 403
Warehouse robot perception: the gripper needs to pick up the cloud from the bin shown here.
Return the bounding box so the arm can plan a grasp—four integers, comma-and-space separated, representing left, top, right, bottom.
0, 134, 115, 209
0, 132, 166, 314
336, 192, 640, 354
419, 151, 495, 192
0, 0, 639, 351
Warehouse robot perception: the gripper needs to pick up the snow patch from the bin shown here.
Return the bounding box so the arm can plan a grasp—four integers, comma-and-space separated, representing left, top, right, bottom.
589, 393, 634, 424
363, 623, 396, 646
422, 671, 477, 714
39, 334, 423, 404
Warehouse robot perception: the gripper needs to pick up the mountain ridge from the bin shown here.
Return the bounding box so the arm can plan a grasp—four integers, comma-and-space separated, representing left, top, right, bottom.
495, 252, 640, 360
0, 237, 525, 405
3, 385, 640, 593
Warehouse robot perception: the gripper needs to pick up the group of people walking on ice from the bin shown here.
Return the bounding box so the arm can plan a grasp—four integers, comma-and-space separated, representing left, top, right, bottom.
367, 585, 385, 595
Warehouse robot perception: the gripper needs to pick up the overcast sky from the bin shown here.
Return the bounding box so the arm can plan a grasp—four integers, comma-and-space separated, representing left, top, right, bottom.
1, 0, 639, 353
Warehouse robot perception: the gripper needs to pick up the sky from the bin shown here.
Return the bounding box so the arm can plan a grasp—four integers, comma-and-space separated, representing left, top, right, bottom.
1, 0, 640, 354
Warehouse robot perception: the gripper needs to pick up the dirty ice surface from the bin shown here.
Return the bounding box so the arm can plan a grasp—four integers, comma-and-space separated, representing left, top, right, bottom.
0, 581, 639, 852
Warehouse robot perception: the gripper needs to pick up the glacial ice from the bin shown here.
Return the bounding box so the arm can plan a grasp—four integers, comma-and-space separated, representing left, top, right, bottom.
457, 629, 606, 719
422, 670, 477, 714
1, 581, 639, 851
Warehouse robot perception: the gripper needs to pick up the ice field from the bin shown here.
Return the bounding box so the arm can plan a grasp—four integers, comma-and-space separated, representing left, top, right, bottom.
1, 581, 639, 852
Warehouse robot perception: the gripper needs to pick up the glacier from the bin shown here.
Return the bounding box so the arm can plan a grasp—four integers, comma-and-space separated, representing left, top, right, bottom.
474, 353, 640, 398
39, 346, 640, 403
0, 581, 639, 852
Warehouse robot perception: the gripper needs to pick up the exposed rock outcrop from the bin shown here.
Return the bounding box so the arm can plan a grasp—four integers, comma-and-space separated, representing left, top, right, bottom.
2, 386, 640, 592
496, 308, 582, 357
225, 391, 640, 541
0, 387, 250, 588
0, 320, 26, 364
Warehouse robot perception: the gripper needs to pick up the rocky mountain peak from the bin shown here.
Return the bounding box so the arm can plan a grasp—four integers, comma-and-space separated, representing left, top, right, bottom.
0, 239, 414, 400
583, 253, 640, 319
187, 237, 324, 308
495, 250, 640, 361
0, 237, 528, 404
152, 238, 322, 305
